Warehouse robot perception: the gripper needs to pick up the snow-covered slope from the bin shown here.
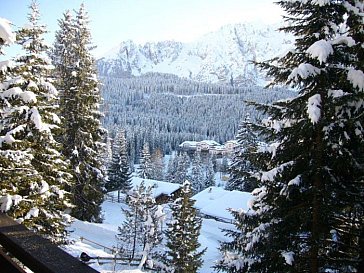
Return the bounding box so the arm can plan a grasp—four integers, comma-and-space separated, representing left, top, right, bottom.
97, 22, 293, 85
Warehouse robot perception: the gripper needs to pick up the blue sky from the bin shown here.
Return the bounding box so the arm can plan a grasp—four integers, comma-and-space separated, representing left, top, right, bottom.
1, 0, 283, 57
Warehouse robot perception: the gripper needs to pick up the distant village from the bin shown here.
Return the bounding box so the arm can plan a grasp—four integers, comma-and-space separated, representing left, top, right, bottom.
178, 140, 238, 156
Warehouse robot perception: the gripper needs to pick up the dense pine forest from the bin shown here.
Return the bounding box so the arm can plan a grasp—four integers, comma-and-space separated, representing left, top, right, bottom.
0, 0, 363, 273
100, 73, 296, 162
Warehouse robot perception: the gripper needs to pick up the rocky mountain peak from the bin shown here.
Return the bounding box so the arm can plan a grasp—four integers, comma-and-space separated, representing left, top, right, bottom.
97, 22, 294, 86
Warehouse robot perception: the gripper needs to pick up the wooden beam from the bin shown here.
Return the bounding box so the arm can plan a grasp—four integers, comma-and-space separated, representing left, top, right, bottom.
0, 247, 28, 273
0, 213, 99, 273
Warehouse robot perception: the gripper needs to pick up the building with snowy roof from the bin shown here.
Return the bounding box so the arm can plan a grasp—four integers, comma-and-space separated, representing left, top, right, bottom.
196, 140, 221, 152
209, 145, 227, 156
178, 141, 198, 150
224, 140, 239, 153
178, 140, 237, 155
192, 186, 252, 223
107, 177, 182, 204
132, 177, 182, 204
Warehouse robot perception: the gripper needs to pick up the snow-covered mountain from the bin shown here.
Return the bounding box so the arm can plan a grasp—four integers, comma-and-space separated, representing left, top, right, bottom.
97, 22, 294, 86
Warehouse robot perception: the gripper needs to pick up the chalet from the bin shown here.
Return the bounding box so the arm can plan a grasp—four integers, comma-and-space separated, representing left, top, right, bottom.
224, 140, 239, 154
179, 140, 238, 155
178, 141, 198, 150
209, 145, 226, 156
192, 187, 252, 223
196, 140, 221, 152
131, 177, 182, 204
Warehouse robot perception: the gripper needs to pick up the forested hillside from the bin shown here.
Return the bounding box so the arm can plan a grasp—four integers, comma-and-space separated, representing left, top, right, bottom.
100, 73, 295, 162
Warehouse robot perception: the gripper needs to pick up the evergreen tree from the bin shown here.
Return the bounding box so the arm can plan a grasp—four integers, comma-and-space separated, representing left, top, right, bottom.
190, 153, 204, 193
138, 142, 153, 179
106, 130, 132, 197
50, 10, 75, 127
0, 2, 73, 243
226, 114, 258, 192
217, 1, 364, 272
150, 148, 165, 181
53, 4, 106, 222
99, 132, 112, 182
173, 153, 190, 184
166, 153, 178, 183
116, 182, 162, 263
161, 181, 206, 273
204, 157, 215, 189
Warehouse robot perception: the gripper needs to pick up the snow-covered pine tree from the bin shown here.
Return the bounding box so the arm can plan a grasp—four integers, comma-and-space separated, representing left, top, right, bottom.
150, 148, 164, 181
116, 181, 162, 263
0, 2, 73, 243
51, 10, 75, 139
105, 135, 113, 166
138, 142, 153, 179
217, 1, 364, 272
53, 4, 106, 222
190, 153, 204, 193
226, 113, 258, 192
173, 153, 190, 184
106, 130, 132, 197
161, 181, 206, 273
204, 157, 215, 189
166, 153, 178, 182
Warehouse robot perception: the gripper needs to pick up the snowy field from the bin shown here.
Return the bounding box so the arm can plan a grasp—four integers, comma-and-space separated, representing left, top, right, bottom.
63, 198, 235, 273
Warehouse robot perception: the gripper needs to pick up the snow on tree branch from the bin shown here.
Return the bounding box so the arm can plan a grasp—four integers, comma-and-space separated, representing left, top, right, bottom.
288, 63, 321, 81
289, 0, 330, 6
307, 94, 321, 124
260, 161, 294, 182
306, 40, 333, 64
0, 17, 16, 45
347, 69, 364, 91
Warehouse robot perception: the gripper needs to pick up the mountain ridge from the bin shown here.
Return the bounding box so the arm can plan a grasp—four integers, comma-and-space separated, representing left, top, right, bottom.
97, 22, 294, 86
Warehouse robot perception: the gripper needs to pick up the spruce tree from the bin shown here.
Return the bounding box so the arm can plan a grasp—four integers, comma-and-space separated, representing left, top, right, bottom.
53, 4, 106, 222
226, 114, 258, 192
162, 181, 206, 273
138, 142, 153, 179
204, 157, 215, 189
50, 10, 75, 137
217, 1, 364, 272
116, 182, 162, 263
190, 153, 204, 193
166, 153, 178, 183
173, 153, 190, 184
0, 2, 73, 243
106, 130, 132, 197
150, 148, 164, 181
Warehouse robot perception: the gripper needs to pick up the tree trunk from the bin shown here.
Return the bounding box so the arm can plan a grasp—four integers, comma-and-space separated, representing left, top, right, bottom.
311, 176, 320, 273
131, 210, 137, 262
311, 118, 324, 273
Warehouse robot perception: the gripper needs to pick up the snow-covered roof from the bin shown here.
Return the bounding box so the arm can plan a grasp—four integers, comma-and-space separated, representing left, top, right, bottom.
132, 177, 181, 198
192, 187, 252, 221
225, 140, 238, 145
199, 140, 221, 146
179, 141, 198, 147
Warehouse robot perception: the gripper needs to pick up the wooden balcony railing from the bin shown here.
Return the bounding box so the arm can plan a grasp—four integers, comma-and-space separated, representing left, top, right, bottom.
0, 213, 99, 273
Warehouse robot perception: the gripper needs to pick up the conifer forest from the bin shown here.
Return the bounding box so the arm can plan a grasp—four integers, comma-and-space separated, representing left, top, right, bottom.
0, 1, 363, 272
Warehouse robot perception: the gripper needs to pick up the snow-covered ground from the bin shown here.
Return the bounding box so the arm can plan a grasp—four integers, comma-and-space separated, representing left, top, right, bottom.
63, 196, 235, 272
